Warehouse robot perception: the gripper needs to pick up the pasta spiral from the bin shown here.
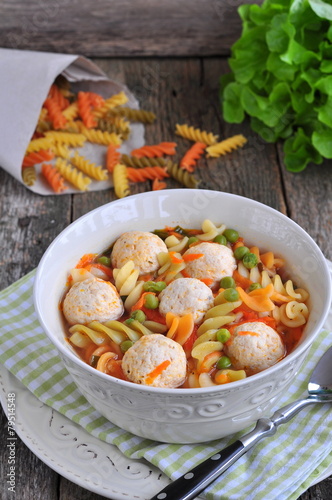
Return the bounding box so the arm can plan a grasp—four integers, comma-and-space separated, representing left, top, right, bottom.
131, 142, 177, 158
126, 166, 169, 182
55, 158, 91, 191
41, 163, 67, 193
62, 102, 79, 121
175, 124, 218, 146
77, 91, 98, 128
106, 144, 121, 173
26, 137, 54, 153
113, 260, 140, 296
120, 155, 167, 168
166, 161, 200, 188
45, 131, 86, 147
180, 142, 206, 172
70, 152, 108, 181
50, 143, 71, 159
93, 91, 129, 119
98, 117, 130, 140
22, 149, 54, 167
206, 135, 247, 157
22, 166, 36, 186
107, 107, 156, 124
77, 124, 122, 146
43, 97, 67, 129
113, 163, 130, 198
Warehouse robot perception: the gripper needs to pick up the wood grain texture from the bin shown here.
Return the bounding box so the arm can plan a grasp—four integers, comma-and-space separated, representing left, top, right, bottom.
0, 56, 331, 500
0, 0, 249, 56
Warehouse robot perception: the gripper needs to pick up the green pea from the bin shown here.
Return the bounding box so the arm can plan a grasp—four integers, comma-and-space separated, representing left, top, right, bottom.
223, 228, 239, 243
124, 318, 135, 325
144, 294, 159, 309
217, 356, 232, 370
243, 253, 258, 269
97, 256, 111, 266
223, 288, 240, 302
249, 282, 262, 292
216, 329, 231, 343
220, 276, 236, 289
143, 281, 167, 293
213, 234, 227, 245
130, 310, 146, 323
234, 246, 250, 260
120, 340, 134, 353
188, 236, 199, 246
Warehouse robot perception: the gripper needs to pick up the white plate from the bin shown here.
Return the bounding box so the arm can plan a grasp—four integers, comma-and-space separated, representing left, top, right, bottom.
1, 261, 331, 499
1, 362, 331, 500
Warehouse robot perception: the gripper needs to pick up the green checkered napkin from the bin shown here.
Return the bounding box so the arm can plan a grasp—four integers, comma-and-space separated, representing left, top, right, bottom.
0, 269, 331, 500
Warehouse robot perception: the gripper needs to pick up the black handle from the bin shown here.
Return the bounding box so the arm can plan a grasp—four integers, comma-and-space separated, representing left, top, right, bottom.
149, 440, 244, 500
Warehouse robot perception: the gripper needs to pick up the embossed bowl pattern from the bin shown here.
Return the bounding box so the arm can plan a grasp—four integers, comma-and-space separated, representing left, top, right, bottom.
34, 190, 331, 443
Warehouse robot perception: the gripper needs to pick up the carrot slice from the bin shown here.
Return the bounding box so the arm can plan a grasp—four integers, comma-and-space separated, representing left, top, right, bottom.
233, 270, 252, 289
75, 253, 98, 269
169, 251, 184, 264
183, 253, 204, 262
145, 360, 171, 385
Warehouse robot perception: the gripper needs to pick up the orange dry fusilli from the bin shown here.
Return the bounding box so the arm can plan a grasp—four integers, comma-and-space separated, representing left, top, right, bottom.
48, 84, 70, 110
179, 142, 206, 172
41, 163, 67, 193
43, 97, 67, 130
126, 166, 169, 182
22, 150, 54, 167
77, 91, 97, 129
152, 178, 167, 190
106, 144, 121, 173
131, 142, 177, 158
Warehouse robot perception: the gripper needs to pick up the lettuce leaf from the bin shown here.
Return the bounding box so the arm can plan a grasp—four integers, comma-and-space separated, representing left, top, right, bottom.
221, 0, 332, 172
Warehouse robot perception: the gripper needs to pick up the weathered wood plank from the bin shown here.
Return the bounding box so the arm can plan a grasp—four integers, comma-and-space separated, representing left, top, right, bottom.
0, 0, 248, 56
0, 411, 59, 500
278, 145, 332, 261
0, 169, 71, 289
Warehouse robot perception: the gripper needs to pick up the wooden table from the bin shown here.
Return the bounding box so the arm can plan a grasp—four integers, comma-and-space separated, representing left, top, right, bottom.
0, 1, 331, 498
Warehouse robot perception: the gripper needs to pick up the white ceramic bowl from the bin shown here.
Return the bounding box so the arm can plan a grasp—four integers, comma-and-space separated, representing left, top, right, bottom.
34, 190, 331, 443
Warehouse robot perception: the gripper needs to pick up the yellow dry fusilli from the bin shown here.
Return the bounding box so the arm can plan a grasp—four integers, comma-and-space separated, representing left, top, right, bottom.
45, 131, 86, 148
55, 158, 91, 191
113, 163, 130, 198
26, 137, 54, 153
70, 152, 108, 181
50, 143, 71, 159
62, 102, 79, 121
22, 166, 37, 186
206, 135, 247, 157
175, 124, 218, 146
77, 123, 122, 146
92, 91, 129, 119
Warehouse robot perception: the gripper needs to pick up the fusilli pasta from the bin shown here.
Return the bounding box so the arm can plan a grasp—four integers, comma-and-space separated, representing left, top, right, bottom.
55, 158, 91, 191
175, 124, 218, 146
179, 142, 206, 172
70, 152, 108, 181
166, 161, 200, 188
41, 163, 67, 193
206, 135, 247, 157
113, 163, 130, 198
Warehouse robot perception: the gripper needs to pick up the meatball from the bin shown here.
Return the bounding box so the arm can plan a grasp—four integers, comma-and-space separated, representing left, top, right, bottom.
224, 321, 285, 373
111, 231, 167, 275
122, 334, 187, 388
63, 278, 123, 325
158, 277, 214, 324
182, 242, 236, 287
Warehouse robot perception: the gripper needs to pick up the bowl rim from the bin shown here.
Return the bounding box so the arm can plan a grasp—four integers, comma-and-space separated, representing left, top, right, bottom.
33, 189, 332, 395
